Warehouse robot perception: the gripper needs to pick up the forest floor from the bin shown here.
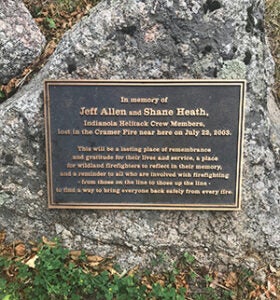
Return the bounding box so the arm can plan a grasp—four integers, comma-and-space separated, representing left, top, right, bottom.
1, 233, 280, 299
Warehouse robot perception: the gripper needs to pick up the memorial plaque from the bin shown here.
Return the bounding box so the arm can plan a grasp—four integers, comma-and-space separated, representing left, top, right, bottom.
44, 80, 245, 210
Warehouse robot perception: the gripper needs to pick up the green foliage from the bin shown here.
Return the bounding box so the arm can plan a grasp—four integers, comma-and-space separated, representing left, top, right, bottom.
193, 287, 232, 300
189, 271, 198, 280
0, 243, 97, 299
0, 242, 274, 300
183, 252, 195, 265
45, 17, 56, 29
57, 0, 76, 12
0, 277, 8, 298
104, 274, 147, 300
232, 268, 255, 299
150, 283, 186, 300
57, 0, 98, 13
151, 252, 170, 268
204, 274, 213, 283
0, 242, 188, 300
0, 89, 6, 102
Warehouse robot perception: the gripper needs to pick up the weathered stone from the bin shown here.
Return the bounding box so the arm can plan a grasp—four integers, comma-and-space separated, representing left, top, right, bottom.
0, 0, 279, 271
0, 0, 45, 84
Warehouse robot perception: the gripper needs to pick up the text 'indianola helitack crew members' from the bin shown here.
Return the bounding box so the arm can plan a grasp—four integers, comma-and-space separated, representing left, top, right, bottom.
83, 120, 206, 128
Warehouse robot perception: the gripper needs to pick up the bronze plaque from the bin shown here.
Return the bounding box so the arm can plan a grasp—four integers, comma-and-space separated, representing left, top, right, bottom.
44, 80, 246, 210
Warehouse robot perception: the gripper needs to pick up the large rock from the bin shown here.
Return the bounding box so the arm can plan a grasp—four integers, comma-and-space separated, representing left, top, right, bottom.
0, 0, 45, 84
0, 0, 279, 270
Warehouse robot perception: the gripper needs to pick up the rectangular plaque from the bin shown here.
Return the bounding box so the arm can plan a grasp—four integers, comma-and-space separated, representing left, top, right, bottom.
44, 80, 246, 210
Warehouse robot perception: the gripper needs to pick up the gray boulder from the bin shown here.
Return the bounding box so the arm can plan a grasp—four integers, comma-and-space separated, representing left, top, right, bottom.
0, 0, 279, 270
0, 0, 46, 84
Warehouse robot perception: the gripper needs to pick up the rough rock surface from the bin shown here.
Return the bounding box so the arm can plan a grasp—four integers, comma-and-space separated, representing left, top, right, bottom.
0, 0, 45, 84
0, 0, 279, 270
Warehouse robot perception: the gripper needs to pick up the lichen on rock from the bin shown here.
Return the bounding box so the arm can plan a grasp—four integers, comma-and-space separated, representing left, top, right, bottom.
218, 59, 246, 79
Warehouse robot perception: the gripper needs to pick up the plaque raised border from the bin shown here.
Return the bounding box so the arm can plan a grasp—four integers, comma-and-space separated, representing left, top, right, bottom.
44, 80, 246, 210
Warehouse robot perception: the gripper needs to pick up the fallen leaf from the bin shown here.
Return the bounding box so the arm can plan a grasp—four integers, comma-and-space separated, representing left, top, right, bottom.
15, 243, 26, 257
88, 261, 103, 267
175, 272, 189, 290
275, 270, 280, 278
141, 276, 152, 290
87, 255, 104, 263
224, 272, 238, 288
156, 279, 165, 286
0, 231, 6, 244
42, 40, 57, 58
267, 278, 277, 297
103, 265, 118, 275
42, 236, 57, 247
128, 265, 139, 276
249, 289, 260, 299
6, 264, 17, 277
49, 3, 55, 15
25, 255, 38, 268
270, 265, 277, 273
70, 250, 82, 260
35, 17, 44, 23
70, 250, 82, 256
3, 78, 17, 95
209, 276, 219, 289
